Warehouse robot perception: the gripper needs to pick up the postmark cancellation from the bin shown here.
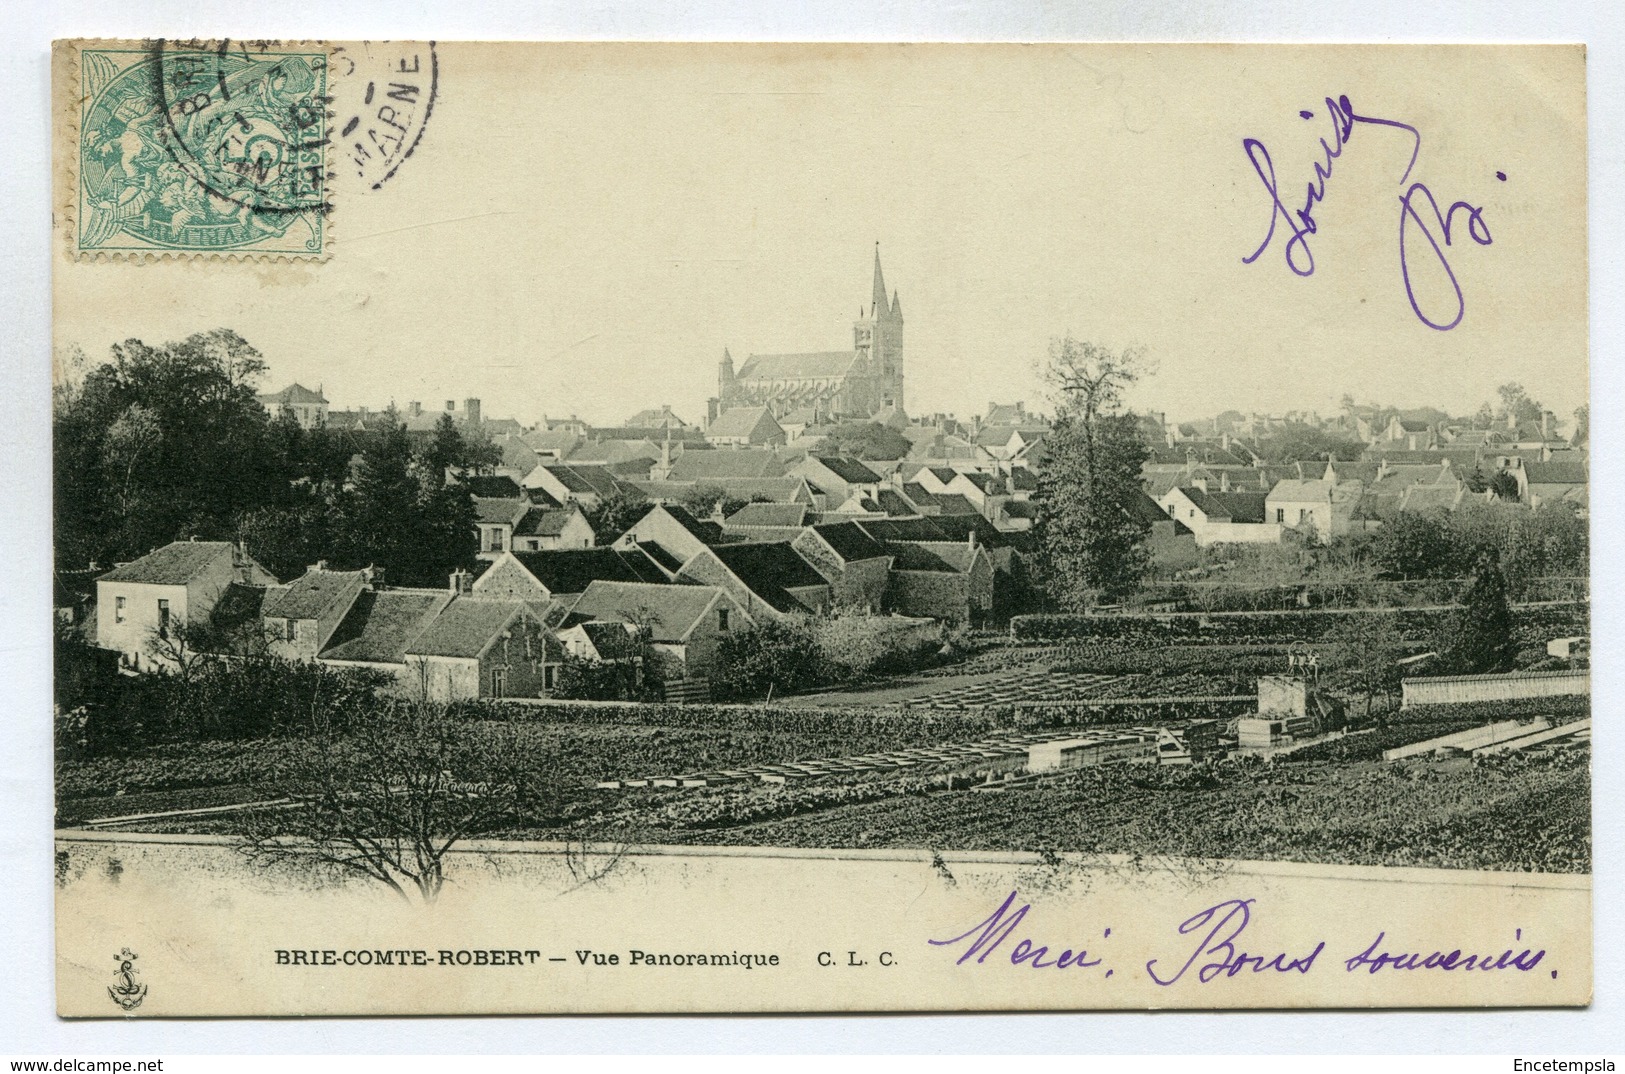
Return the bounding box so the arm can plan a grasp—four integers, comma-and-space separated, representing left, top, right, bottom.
60, 39, 334, 260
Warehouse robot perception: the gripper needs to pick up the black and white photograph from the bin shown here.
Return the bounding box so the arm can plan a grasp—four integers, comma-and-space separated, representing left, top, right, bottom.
46, 40, 1592, 1016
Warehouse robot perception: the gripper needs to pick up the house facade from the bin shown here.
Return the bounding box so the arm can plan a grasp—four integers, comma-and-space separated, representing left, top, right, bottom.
96, 541, 277, 670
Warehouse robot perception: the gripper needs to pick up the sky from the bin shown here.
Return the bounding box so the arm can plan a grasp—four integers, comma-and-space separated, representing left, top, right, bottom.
55, 44, 1588, 428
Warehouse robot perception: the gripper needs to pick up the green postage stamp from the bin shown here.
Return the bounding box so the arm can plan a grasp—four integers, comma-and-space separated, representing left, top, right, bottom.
72, 41, 331, 257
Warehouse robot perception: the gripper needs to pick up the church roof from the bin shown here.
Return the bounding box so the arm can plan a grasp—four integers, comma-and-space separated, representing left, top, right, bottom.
736, 352, 857, 380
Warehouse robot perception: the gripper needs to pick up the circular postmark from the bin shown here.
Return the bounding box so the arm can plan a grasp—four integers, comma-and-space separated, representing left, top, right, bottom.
328, 42, 439, 190
77, 39, 330, 252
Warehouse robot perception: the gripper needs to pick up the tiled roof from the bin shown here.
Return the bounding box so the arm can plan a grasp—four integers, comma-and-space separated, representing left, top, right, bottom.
655, 504, 725, 544
1266, 479, 1333, 503
901, 483, 941, 509
474, 497, 530, 526
736, 351, 856, 380
932, 493, 979, 516
1524, 461, 1588, 485
860, 514, 1009, 549
708, 542, 828, 611
566, 440, 659, 465
811, 455, 882, 484
725, 502, 809, 528
875, 489, 916, 516
706, 407, 783, 441
261, 569, 367, 621
809, 521, 889, 563
954, 471, 1002, 494
1397, 484, 1465, 512
462, 474, 524, 499
571, 620, 644, 660
98, 541, 235, 586
511, 548, 665, 595
565, 581, 728, 643
624, 407, 689, 428
494, 434, 542, 471
543, 464, 629, 498
321, 589, 451, 663
259, 382, 327, 405
668, 449, 785, 481
407, 597, 530, 659
884, 542, 961, 573
514, 506, 585, 537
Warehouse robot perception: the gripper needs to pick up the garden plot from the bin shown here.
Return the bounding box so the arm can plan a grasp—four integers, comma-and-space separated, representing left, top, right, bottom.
900, 670, 1234, 710
592, 729, 1165, 790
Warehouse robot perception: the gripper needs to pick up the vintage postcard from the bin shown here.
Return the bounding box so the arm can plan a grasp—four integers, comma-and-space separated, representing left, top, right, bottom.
51, 41, 1589, 1015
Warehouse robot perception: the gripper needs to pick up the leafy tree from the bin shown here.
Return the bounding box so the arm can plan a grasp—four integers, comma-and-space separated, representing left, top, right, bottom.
584, 489, 652, 543
235, 498, 334, 582
1496, 382, 1542, 426
679, 483, 732, 519
1370, 511, 1455, 579
1257, 424, 1365, 464
817, 422, 912, 461
328, 419, 476, 586
1031, 338, 1155, 606
426, 412, 467, 478
710, 619, 827, 700
1488, 470, 1521, 502
1327, 613, 1403, 723
1472, 401, 1496, 428
1439, 553, 1516, 674
53, 329, 287, 567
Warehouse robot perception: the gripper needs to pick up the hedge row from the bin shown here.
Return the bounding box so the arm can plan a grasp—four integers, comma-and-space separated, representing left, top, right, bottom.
1009, 603, 1588, 644
1391, 695, 1591, 725
1134, 576, 1589, 613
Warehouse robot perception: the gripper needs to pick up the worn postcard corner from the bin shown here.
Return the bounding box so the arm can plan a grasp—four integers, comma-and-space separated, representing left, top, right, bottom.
51, 41, 1589, 1017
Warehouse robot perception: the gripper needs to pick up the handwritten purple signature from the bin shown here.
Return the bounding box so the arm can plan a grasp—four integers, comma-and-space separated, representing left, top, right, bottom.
928, 892, 1550, 984
1241, 94, 1494, 331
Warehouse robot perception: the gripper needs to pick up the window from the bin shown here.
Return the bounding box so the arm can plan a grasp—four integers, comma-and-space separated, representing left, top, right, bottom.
1298, 508, 1307, 523
543, 665, 557, 690
717, 608, 730, 632
491, 668, 507, 698
287, 619, 300, 643
156, 599, 170, 639
1275, 508, 1284, 523
115, 596, 126, 623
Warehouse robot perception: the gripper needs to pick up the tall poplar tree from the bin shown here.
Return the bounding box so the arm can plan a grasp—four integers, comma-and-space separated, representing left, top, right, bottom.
1031, 337, 1154, 607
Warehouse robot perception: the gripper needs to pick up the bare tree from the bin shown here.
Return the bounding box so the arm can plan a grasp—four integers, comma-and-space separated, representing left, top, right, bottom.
1039, 337, 1154, 426
240, 700, 542, 902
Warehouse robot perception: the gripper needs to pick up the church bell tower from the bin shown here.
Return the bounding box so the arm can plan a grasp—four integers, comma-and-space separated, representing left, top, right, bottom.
853, 245, 904, 411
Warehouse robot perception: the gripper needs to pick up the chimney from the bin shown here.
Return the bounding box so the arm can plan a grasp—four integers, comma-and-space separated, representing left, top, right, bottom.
1222, 432, 1231, 451
1220, 471, 1231, 492
445, 400, 456, 412
1015, 401, 1025, 418
309, 559, 329, 572
408, 401, 422, 418
967, 528, 977, 551
465, 398, 482, 426
1541, 410, 1552, 440
449, 568, 472, 595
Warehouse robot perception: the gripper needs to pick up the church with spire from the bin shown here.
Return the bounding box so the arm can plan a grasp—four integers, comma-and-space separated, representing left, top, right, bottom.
710, 246, 906, 425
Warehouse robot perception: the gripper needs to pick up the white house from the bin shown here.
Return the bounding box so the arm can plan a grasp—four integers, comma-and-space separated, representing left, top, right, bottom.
96, 541, 277, 670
